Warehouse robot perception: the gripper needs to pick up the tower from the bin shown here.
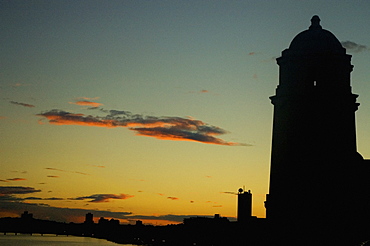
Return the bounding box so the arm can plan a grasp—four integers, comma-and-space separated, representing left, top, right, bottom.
266, 16, 370, 243
237, 188, 252, 222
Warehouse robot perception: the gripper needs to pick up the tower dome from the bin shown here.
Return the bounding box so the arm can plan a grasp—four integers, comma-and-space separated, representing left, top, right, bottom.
288, 16, 345, 54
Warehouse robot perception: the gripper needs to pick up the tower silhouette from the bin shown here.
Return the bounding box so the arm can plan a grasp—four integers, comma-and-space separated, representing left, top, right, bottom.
265, 16, 370, 244
237, 188, 252, 222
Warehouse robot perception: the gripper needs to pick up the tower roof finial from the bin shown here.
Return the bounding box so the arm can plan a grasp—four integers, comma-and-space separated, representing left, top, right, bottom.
309, 15, 322, 30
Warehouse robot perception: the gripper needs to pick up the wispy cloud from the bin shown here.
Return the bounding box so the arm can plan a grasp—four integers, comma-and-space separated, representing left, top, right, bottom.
74, 171, 89, 175
188, 89, 211, 94
45, 167, 89, 176
77, 97, 100, 100
220, 191, 237, 195
47, 175, 59, 178
0, 186, 41, 195
341, 41, 367, 53
12, 83, 23, 87
37, 109, 247, 146
0, 187, 218, 224
45, 168, 65, 172
5, 178, 26, 182
69, 193, 134, 203
87, 164, 105, 168
0, 116, 6, 120
69, 100, 103, 107
11, 171, 27, 174
0, 199, 218, 224
0, 200, 132, 223
24, 197, 64, 201
167, 197, 179, 200
10, 101, 35, 108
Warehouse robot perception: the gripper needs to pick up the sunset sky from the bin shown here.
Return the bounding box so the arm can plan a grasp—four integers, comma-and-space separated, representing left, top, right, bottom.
1, 0, 370, 225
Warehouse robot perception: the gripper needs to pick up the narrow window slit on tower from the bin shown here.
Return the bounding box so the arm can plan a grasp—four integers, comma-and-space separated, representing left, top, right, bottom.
314, 81, 317, 86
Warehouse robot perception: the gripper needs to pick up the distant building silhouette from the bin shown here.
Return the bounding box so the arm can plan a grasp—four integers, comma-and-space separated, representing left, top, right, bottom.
237, 188, 252, 222
135, 220, 143, 226
265, 15, 370, 244
84, 212, 94, 224
21, 211, 33, 220
183, 214, 229, 226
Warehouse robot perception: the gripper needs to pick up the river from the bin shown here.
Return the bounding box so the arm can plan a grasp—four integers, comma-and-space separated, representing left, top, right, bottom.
0, 233, 137, 246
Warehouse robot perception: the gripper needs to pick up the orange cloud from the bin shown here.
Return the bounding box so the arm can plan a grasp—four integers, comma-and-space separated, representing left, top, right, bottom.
47, 175, 59, 178
70, 100, 103, 107
167, 197, 179, 200
6, 178, 26, 181
37, 109, 248, 146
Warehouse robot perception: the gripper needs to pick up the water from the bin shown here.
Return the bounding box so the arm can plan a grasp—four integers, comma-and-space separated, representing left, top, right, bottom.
0, 234, 137, 246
